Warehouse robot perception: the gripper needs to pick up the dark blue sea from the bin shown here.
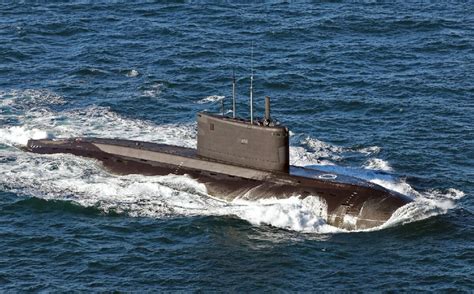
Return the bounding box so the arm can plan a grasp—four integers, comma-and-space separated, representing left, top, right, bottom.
1, 2, 473, 292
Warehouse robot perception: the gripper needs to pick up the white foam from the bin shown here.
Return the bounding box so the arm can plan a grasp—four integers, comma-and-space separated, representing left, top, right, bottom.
0, 97, 15, 107
357, 146, 381, 155
126, 69, 139, 77
143, 83, 162, 98
427, 188, 465, 200
372, 179, 418, 199
301, 136, 342, 160
230, 196, 339, 233
0, 126, 52, 146
298, 137, 384, 165
363, 158, 393, 171
0, 89, 65, 109
0, 105, 196, 148
197, 95, 225, 104
374, 194, 457, 231
0, 150, 339, 232
289, 146, 334, 166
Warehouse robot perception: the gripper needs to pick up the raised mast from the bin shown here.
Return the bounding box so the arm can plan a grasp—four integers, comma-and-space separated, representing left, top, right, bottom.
265, 96, 271, 121
232, 70, 236, 118
249, 43, 254, 124
250, 71, 253, 124
221, 97, 224, 116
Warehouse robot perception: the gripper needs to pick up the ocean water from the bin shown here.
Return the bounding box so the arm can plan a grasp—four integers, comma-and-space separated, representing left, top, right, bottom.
0, 2, 473, 291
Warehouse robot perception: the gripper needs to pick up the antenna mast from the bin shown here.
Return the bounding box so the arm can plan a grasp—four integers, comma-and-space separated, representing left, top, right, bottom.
250, 43, 254, 124
232, 70, 236, 118
221, 96, 224, 116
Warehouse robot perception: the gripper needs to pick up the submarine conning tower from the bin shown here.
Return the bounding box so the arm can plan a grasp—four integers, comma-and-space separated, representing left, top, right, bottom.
197, 96, 290, 173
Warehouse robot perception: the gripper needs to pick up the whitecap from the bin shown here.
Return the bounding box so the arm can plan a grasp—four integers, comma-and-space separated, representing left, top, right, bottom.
126, 69, 139, 77
143, 83, 162, 98
197, 95, 225, 104
363, 158, 393, 172
357, 146, 381, 155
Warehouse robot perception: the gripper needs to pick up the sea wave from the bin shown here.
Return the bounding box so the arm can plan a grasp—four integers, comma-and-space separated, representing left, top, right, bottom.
197, 95, 225, 104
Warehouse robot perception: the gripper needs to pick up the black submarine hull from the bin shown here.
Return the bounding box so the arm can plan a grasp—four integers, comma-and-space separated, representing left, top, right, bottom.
24, 137, 412, 230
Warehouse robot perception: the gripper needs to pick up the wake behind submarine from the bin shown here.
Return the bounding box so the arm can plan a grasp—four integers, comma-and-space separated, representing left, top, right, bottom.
24, 76, 412, 231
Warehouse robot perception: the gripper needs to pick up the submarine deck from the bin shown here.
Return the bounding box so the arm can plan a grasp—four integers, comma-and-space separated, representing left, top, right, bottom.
27, 137, 385, 193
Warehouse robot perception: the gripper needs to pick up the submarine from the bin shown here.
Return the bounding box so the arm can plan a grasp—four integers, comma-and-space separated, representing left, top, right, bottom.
24, 75, 412, 231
